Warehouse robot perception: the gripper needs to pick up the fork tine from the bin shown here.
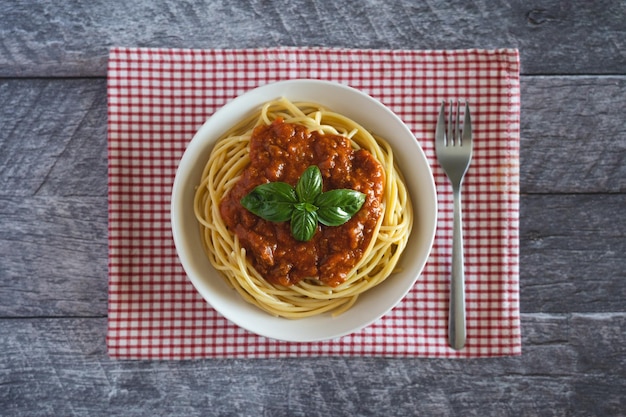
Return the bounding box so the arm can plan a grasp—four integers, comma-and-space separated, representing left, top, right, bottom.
438, 100, 472, 148
436, 101, 446, 146
462, 101, 472, 146
447, 101, 453, 145
454, 100, 461, 145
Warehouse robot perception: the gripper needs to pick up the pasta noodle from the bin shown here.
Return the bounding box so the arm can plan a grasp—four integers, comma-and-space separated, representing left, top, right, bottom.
194, 97, 412, 318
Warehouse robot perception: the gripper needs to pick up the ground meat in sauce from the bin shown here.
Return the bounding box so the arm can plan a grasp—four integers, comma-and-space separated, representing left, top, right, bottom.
219, 119, 384, 287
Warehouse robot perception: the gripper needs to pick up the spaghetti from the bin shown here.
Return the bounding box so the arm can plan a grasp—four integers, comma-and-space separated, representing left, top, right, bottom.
194, 98, 412, 318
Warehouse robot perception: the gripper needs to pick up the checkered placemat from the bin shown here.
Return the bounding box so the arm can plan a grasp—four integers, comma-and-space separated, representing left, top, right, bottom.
107, 47, 521, 359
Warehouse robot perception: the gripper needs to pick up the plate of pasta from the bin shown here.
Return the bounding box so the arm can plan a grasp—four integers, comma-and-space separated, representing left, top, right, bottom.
171, 79, 437, 342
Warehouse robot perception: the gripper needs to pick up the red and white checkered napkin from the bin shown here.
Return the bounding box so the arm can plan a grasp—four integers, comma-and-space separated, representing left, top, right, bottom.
107, 47, 521, 359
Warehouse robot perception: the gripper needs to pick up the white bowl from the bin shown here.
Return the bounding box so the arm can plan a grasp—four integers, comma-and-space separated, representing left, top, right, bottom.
171, 79, 437, 342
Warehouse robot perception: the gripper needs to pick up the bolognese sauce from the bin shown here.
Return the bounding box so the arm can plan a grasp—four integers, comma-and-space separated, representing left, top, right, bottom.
219, 119, 384, 287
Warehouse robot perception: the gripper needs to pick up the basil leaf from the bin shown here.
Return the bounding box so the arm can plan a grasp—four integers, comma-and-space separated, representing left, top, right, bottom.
240, 182, 297, 222
294, 201, 318, 213
316, 189, 366, 226
291, 207, 318, 241
296, 166, 323, 203
317, 206, 352, 227
239, 165, 367, 241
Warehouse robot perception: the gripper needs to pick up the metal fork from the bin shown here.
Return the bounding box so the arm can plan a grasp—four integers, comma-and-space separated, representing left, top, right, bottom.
435, 100, 473, 350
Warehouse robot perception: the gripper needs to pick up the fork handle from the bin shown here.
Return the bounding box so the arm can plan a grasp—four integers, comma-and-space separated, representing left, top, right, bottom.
449, 187, 466, 350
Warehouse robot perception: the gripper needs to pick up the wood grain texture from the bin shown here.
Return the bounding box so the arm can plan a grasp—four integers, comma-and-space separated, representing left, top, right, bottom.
0, 0, 624, 415
0, 0, 625, 77
0, 78, 624, 317
1, 77, 624, 198
1, 193, 623, 317
520, 76, 626, 193
0, 196, 108, 317
520, 194, 626, 313
0, 314, 624, 417
0, 79, 107, 197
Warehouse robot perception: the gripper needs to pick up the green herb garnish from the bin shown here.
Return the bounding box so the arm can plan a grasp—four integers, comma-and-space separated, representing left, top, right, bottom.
240, 165, 366, 242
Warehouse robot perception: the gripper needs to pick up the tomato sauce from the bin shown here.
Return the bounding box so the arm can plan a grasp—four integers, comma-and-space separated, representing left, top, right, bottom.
219, 119, 384, 287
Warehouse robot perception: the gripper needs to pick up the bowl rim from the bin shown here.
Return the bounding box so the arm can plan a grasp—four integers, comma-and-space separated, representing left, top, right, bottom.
171, 79, 437, 342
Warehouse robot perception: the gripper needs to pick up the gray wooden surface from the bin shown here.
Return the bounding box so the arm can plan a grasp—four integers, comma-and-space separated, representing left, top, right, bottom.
1, 1, 624, 416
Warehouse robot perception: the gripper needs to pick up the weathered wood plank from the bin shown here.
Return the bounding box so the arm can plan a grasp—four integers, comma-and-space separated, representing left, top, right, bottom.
0, 196, 108, 317
1, 77, 624, 197
1, 77, 625, 316
0, 0, 624, 77
0, 314, 624, 416
0, 79, 107, 197
1, 193, 623, 316
519, 194, 626, 313
520, 76, 626, 193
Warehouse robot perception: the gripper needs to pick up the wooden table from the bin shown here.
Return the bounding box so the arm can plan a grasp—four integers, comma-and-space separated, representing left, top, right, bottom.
1, 1, 624, 415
